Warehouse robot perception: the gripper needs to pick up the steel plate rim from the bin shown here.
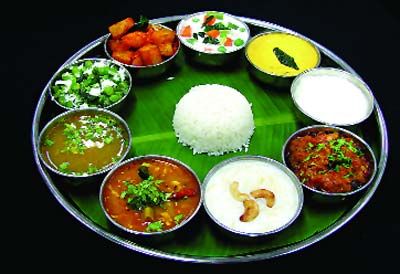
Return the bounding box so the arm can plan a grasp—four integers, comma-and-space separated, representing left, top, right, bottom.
31, 14, 389, 264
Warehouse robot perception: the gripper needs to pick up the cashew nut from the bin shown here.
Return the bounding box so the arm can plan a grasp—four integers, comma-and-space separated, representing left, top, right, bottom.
250, 189, 275, 208
240, 199, 259, 222
230, 181, 250, 202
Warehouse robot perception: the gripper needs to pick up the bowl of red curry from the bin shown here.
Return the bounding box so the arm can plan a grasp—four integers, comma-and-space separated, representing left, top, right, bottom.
99, 155, 202, 235
282, 125, 376, 201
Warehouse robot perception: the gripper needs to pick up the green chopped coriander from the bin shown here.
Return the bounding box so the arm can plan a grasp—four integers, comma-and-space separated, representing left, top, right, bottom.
174, 214, 184, 224
121, 177, 171, 210
87, 163, 98, 174
44, 139, 54, 147
59, 162, 70, 172
192, 17, 200, 23
146, 221, 164, 232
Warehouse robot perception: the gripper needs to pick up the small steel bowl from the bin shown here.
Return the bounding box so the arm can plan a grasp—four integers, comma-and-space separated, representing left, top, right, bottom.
38, 107, 131, 180
244, 31, 321, 88
49, 58, 132, 112
176, 11, 250, 66
290, 67, 375, 127
202, 155, 304, 238
282, 125, 377, 203
104, 24, 180, 79
99, 155, 203, 236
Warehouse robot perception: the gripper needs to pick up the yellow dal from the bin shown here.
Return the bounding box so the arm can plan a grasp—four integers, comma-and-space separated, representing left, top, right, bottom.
246, 32, 319, 77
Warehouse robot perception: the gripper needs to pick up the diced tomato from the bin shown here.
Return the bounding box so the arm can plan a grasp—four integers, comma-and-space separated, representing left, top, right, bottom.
172, 188, 197, 200
204, 15, 216, 26
180, 25, 192, 37
206, 29, 219, 39
224, 37, 233, 46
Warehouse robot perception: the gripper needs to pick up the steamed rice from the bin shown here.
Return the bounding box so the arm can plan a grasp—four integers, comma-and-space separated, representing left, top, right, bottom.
172, 84, 255, 156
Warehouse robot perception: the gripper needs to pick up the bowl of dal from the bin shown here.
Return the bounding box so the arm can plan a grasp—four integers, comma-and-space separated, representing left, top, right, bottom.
202, 155, 304, 237
38, 107, 131, 179
245, 31, 320, 88
176, 11, 250, 66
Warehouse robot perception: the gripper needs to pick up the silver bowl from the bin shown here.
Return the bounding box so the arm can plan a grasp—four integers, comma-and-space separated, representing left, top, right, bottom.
202, 155, 304, 237
99, 155, 203, 236
282, 125, 377, 202
244, 31, 321, 88
38, 107, 131, 179
290, 67, 375, 126
49, 58, 132, 112
104, 24, 180, 79
176, 11, 250, 66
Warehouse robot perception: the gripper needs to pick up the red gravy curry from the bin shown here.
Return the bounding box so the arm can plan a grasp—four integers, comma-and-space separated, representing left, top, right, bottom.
102, 157, 200, 233
285, 128, 374, 193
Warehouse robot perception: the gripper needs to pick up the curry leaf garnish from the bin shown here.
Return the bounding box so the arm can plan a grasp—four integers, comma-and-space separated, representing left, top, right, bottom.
138, 164, 150, 180
132, 15, 149, 31
273, 47, 299, 70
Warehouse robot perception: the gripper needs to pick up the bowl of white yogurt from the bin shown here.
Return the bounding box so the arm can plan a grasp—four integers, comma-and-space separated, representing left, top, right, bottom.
202, 155, 304, 237
176, 11, 250, 66
290, 67, 375, 126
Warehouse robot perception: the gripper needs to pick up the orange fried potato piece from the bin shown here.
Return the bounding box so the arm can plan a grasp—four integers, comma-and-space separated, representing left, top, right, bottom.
108, 17, 135, 39
158, 43, 174, 57
138, 44, 163, 65
150, 28, 176, 45
121, 31, 148, 49
108, 39, 130, 52
111, 50, 134, 65
131, 52, 144, 66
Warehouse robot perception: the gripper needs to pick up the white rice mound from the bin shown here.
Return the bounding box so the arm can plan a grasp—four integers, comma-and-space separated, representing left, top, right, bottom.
172, 84, 255, 156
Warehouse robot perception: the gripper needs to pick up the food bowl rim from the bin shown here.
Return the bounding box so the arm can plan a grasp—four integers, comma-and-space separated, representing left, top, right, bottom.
38, 107, 132, 178
176, 10, 251, 55
290, 67, 375, 126
202, 155, 304, 237
103, 23, 181, 69
244, 31, 321, 78
48, 57, 132, 111
99, 154, 203, 235
281, 124, 378, 197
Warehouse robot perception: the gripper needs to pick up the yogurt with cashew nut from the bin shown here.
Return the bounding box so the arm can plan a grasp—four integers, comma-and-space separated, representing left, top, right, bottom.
204, 157, 302, 235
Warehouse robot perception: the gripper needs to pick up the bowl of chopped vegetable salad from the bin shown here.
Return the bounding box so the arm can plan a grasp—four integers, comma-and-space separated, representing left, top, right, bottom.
49, 58, 132, 111
176, 11, 250, 66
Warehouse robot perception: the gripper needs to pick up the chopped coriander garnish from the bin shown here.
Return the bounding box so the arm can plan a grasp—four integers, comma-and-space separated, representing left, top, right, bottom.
174, 214, 184, 224
87, 163, 98, 174
59, 162, 70, 172
44, 139, 54, 147
192, 18, 200, 23
121, 176, 171, 210
146, 221, 164, 232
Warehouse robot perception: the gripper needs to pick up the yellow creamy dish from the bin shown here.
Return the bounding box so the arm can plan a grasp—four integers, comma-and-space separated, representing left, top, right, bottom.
246, 32, 320, 77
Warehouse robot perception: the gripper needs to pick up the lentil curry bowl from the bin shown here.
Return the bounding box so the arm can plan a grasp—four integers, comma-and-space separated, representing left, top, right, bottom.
100, 155, 202, 234
38, 108, 131, 177
283, 125, 376, 195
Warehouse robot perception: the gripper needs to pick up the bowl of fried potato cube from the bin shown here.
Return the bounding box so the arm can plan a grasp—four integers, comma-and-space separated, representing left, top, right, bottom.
104, 16, 180, 78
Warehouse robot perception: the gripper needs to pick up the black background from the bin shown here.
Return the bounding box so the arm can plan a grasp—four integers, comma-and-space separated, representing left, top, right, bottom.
14, 0, 399, 271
